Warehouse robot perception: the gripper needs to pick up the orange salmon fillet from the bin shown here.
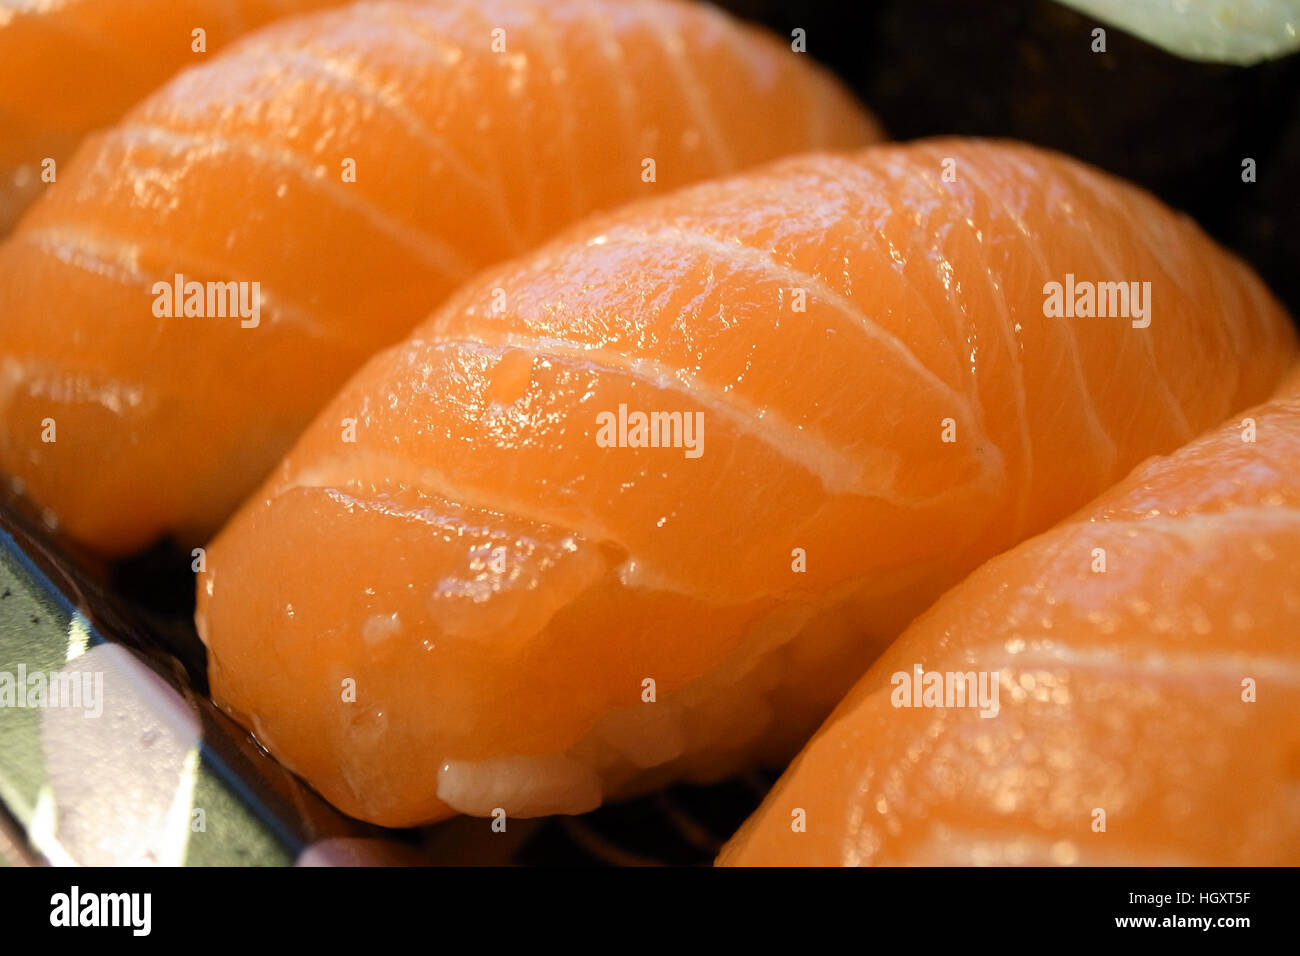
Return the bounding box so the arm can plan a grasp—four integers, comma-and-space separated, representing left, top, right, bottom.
0, 0, 345, 235
196, 140, 1296, 827
719, 367, 1300, 866
0, 0, 879, 554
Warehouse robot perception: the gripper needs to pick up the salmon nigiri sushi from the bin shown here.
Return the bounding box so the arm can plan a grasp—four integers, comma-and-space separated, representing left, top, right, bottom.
720, 368, 1300, 866
196, 140, 1295, 827
0, 0, 345, 235
0, 0, 880, 555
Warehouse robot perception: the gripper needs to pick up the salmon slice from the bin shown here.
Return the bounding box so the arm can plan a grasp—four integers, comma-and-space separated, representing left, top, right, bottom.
196, 140, 1296, 827
719, 366, 1300, 866
0, 0, 346, 236
0, 0, 879, 555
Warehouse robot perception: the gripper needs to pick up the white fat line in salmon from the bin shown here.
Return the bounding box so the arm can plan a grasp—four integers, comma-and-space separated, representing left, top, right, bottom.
0, 665, 102, 717
890, 664, 1000, 718
595, 404, 704, 459
50, 887, 151, 936
1042, 273, 1152, 328
150, 273, 261, 328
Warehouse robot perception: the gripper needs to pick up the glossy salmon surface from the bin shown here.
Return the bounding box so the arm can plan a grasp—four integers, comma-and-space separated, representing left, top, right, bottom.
198, 140, 1295, 826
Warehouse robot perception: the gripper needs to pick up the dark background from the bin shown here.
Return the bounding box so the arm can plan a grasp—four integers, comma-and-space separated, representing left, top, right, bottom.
721, 0, 1300, 319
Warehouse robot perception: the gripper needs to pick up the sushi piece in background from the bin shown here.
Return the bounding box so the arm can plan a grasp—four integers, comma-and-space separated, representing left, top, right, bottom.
0, 0, 879, 558
0, 0, 346, 236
